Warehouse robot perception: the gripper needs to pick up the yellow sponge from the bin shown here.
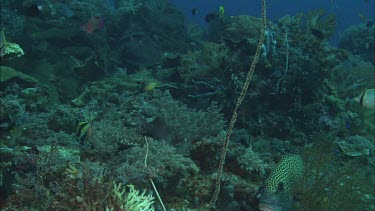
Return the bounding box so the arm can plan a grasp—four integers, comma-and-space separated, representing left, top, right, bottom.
265, 155, 304, 193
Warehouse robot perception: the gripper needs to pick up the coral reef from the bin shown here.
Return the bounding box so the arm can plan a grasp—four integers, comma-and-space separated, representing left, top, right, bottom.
178, 42, 230, 81
330, 54, 374, 98
304, 9, 336, 40
108, 182, 155, 211
337, 135, 374, 157
339, 23, 375, 63
0, 6, 24, 37
295, 135, 374, 211
0, 66, 37, 84
0, 1, 374, 210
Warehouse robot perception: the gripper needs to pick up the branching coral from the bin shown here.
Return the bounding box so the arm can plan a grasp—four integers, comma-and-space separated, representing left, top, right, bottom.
142, 90, 225, 142
178, 42, 229, 81
114, 138, 199, 188
235, 146, 269, 177
304, 8, 336, 39
108, 182, 155, 211
331, 54, 374, 98
221, 15, 262, 45
296, 135, 374, 211
0, 7, 24, 37
118, 0, 143, 15
144, 0, 169, 14
339, 23, 374, 63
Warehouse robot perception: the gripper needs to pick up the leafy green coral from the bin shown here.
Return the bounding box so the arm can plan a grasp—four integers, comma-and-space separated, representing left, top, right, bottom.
108, 182, 155, 211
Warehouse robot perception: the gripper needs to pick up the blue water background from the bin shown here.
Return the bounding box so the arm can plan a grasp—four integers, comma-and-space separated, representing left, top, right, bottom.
171, 0, 375, 44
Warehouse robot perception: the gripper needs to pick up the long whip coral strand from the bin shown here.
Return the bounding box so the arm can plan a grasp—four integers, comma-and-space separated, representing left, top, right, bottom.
144, 137, 166, 211
274, 28, 289, 94
209, 0, 267, 207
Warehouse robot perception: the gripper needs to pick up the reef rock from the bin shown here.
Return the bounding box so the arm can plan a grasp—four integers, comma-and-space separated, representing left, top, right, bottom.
222, 15, 262, 45
0, 66, 37, 85
337, 135, 374, 157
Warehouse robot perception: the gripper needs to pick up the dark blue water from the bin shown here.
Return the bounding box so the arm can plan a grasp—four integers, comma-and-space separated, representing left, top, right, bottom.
172, 0, 375, 44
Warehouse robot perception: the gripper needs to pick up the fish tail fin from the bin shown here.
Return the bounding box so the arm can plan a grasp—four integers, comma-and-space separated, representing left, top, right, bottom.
1, 28, 6, 44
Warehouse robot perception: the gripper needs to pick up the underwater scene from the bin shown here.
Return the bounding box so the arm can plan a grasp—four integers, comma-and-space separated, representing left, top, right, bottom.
0, 0, 374, 210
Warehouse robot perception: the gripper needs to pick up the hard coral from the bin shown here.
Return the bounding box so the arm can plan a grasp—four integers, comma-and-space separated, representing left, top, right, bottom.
114, 138, 199, 188
118, 0, 143, 15
178, 42, 229, 81
109, 182, 155, 211
339, 23, 375, 63
304, 9, 336, 40
222, 15, 262, 45
143, 90, 225, 142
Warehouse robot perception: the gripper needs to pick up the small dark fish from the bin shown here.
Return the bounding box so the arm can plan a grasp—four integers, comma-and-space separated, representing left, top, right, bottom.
332, 148, 341, 156
192, 8, 198, 16
366, 20, 373, 27
277, 182, 284, 192
205, 13, 219, 23
345, 121, 351, 129
311, 28, 324, 39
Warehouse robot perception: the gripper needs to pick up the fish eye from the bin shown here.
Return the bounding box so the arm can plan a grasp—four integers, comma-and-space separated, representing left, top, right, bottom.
277, 182, 284, 191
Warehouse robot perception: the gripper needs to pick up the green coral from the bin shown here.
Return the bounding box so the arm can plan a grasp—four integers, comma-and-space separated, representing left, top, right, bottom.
265, 155, 304, 194
118, 0, 143, 15
143, 90, 225, 142
305, 8, 336, 39
0, 66, 37, 84
331, 55, 374, 98
337, 135, 374, 157
1, 42, 24, 59
108, 182, 155, 211
178, 42, 229, 81
339, 23, 374, 63
221, 15, 263, 45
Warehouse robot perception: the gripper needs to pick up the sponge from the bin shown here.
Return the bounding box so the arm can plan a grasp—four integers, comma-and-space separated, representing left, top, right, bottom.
265, 155, 304, 193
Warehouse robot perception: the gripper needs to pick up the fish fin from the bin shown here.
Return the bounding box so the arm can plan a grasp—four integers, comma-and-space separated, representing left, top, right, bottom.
359, 90, 368, 106
0, 28, 6, 48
